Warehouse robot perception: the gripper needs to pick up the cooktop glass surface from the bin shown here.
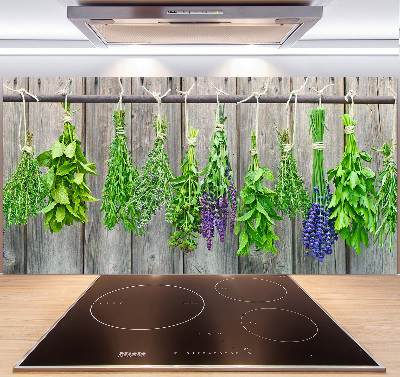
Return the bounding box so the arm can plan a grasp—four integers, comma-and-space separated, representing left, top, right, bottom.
15, 275, 384, 372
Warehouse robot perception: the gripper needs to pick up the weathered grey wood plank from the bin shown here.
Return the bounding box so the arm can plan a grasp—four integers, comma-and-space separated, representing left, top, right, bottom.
236, 77, 293, 274
83, 77, 132, 274
131, 77, 183, 274
347, 77, 397, 274
26, 77, 84, 274
2, 77, 28, 274
182, 77, 239, 274
292, 77, 347, 274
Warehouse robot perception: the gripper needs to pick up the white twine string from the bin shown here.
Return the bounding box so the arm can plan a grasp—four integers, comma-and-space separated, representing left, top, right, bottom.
313, 83, 334, 109
56, 79, 72, 111
312, 142, 325, 150
3, 84, 39, 153
211, 83, 228, 130
285, 78, 308, 147
142, 85, 171, 140
237, 81, 270, 156
177, 82, 196, 146
345, 125, 355, 134
388, 87, 397, 148
117, 77, 124, 112
345, 89, 357, 120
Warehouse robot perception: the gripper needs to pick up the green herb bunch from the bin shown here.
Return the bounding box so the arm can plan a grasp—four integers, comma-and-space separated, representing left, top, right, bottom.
372, 141, 397, 251
200, 109, 237, 250
123, 118, 174, 234
100, 109, 138, 230
169, 127, 201, 253
327, 114, 377, 254
3, 132, 49, 228
234, 131, 282, 257
37, 102, 98, 233
274, 129, 310, 219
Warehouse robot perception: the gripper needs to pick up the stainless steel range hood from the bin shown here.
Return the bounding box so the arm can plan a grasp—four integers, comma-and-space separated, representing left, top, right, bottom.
67, 5, 322, 48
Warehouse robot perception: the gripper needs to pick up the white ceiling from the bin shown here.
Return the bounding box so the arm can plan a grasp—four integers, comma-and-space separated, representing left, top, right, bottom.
0, 0, 398, 49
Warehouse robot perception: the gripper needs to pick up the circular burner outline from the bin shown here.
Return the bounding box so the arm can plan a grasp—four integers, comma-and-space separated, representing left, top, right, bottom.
241, 307, 319, 343
215, 277, 288, 303
89, 284, 205, 331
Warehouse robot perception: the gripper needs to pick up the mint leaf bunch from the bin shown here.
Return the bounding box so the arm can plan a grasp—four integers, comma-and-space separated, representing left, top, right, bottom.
328, 114, 377, 255
234, 131, 282, 257
37, 102, 98, 233
101, 109, 138, 230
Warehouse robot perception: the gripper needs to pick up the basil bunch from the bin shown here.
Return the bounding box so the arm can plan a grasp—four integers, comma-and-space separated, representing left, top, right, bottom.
200, 109, 237, 250
3, 132, 48, 228
101, 109, 138, 230
235, 131, 282, 257
373, 141, 397, 251
274, 129, 310, 219
123, 118, 174, 234
328, 114, 377, 254
169, 127, 201, 253
37, 102, 98, 233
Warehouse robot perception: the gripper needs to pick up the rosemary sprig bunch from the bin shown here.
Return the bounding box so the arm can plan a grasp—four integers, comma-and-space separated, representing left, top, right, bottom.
37, 102, 98, 233
302, 109, 337, 261
169, 127, 201, 253
200, 108, 237, 250
328, 114, 377, 255
123, 118, 174, 234
3, 132, 49, 228
274, 129, 310, 219
101, 109, 138, 230
372, 141, 397, 251
235, 131, 282, 257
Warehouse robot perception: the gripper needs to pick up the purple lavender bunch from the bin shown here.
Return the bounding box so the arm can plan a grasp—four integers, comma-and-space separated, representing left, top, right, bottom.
199, 108, 237, 250
302, 185, 338, 261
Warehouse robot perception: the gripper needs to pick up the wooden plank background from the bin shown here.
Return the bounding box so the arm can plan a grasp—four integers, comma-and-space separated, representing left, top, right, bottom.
2, 77, 397, 274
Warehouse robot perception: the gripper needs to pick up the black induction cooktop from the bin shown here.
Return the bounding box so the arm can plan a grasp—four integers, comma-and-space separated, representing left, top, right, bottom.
14, 275, 385, 372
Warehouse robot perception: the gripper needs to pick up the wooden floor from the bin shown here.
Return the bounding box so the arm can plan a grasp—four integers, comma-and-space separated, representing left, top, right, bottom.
1, 274, 399, 376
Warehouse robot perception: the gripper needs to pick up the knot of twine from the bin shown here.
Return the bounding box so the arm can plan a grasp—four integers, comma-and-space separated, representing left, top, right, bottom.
313, 83, 334, 109
142, 85, 171, 121
216, 123, 225, 132
188, 137, 197, 147
345, 89, 357, 119
3, 84, 40, 153
312, 142, 325, 150
56, 79, 72, 109
63, 114, 73, 124
115, 126, 125, 136
156, 131, 167, 141
282, 143, 293, 153
345, 125, 355, 134
238, 80, 270, 156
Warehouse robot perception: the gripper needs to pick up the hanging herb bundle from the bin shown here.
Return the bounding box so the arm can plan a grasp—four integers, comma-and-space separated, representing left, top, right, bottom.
200, 105, 237, 250
302, 109, 338, 261
372, 141, 397, 251
235, 131, 282, 257
37, 102, 98, 233
3, 131, 49, 228
274, 129, 310, 219
123, 118, 175, 234
169, 127, 201, 253
100, 109, 138, 230
327, 114, 377, 255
